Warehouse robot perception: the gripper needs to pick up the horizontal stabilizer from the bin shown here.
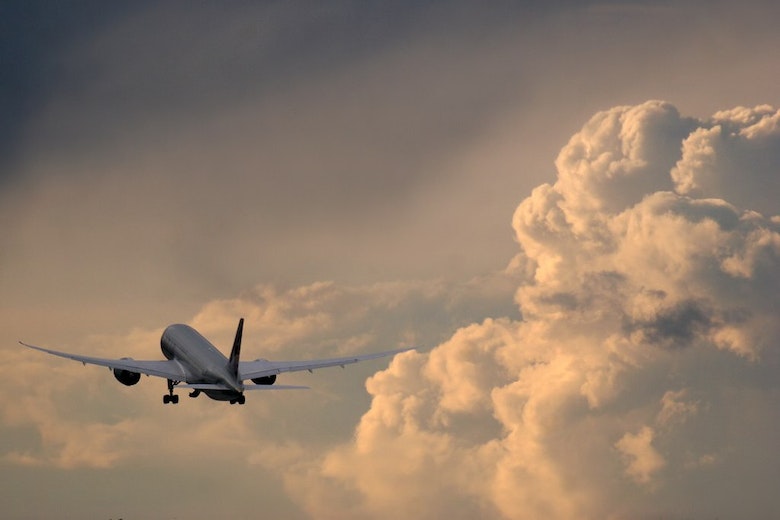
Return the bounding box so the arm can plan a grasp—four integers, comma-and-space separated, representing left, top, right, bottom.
178, 383, 233, 390
178, 383, 309, 391
239, 346, 416, 382
243, 384, 309, 390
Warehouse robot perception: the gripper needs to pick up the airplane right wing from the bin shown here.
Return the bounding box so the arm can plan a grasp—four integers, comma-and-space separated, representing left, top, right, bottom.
238, 346, 415, 382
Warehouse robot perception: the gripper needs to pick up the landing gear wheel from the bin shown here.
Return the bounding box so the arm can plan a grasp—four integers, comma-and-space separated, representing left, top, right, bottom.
237, 395, 245, 405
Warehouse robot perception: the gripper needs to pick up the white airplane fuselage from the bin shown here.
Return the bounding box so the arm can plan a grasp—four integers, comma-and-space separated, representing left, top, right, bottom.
160, 324, 243, 401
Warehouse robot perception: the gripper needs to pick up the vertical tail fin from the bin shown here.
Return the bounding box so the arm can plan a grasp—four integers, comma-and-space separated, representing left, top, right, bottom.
228, 318, 244, 378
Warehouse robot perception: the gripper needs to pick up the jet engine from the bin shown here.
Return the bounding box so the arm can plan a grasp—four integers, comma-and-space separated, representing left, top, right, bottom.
251, 374, 277, 385
113, 358, 141, 386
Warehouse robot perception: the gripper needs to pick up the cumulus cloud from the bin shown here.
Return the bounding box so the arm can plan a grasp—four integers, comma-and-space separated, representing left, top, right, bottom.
275, 101, 780, 519
672, 104, 780, 216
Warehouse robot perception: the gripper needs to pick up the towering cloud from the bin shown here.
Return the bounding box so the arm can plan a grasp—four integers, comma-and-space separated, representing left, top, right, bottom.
277, 101, 780, 519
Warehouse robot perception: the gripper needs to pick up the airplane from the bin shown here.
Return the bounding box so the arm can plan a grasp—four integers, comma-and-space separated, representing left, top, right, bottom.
20, 318, 414, 405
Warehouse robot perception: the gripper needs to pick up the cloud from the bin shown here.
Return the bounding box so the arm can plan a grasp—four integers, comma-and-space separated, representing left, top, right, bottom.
615, 426, 665, 485
672, 104, 780, 217
0, 1, 545, 322
0, 347, 141, 469
273, 101, 780, 519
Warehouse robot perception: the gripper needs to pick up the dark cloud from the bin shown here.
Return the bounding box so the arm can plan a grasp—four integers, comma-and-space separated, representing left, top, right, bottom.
0, 1, 538, 178
0, 1, 152, 177
630, 299, 713, 350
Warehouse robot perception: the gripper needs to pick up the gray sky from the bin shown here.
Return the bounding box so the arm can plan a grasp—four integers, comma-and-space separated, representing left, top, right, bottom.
2, 1, 779, 519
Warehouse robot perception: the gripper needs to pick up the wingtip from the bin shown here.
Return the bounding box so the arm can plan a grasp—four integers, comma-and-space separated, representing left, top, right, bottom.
19, 341, 46, 353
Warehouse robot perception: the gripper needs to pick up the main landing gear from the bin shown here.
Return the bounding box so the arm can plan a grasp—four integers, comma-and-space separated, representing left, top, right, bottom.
162, 379, 246, 405
163, 379, 180, 404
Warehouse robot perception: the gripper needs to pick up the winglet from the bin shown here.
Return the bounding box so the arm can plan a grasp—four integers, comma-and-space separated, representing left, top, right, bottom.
228, 318, 244, 378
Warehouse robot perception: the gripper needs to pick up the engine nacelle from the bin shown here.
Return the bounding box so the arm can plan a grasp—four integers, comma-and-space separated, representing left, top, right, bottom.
251, 374, 277, 385
113, 358, 141, 386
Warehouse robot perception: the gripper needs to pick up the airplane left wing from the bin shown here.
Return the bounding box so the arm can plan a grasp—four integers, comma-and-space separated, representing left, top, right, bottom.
238, 346, 415, 382
19, 341, 187, 380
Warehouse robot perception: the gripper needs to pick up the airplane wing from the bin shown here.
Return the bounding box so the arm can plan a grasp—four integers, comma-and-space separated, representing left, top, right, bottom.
19, 341, 187, 381
238, 346, 415, 382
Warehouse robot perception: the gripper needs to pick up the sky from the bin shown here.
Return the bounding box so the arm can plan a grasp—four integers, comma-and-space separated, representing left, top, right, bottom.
1, 1, 779, 518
